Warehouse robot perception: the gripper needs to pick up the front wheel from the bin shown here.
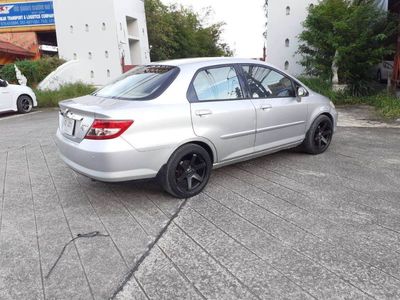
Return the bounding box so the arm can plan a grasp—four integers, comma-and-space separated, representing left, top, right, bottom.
302, 115, 333, 155
160, 144, 212, 199
17, 95, 33, 114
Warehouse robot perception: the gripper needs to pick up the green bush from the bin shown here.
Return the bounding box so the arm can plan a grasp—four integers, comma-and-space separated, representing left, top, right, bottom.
298, 76, 400, 119
145, 0, 232, 61
0, 56, 65, 88
298, 77, 347, 102
34, 83, 96, 107
364, 92, 400, 120
298, 0, 397, 96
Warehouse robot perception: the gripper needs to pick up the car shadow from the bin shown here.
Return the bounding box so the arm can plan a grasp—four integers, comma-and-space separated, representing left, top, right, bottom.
0, 109, 40, 119
109, 177, 162, 192
0, 111, 19, 118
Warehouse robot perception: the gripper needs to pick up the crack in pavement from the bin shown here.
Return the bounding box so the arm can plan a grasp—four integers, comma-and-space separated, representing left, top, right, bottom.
110, 197, 189, 299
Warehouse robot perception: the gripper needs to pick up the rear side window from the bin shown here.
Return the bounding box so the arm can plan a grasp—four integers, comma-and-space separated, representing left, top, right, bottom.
94, 65, 179, 100
191, 66, 244, 101
242, 65, 295, 98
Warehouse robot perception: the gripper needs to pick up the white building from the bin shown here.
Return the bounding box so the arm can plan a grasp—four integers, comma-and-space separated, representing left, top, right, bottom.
0, 0, 150, 87
266, 0, 389, 76
266, 0, 319, 76
53, 0, 150, 86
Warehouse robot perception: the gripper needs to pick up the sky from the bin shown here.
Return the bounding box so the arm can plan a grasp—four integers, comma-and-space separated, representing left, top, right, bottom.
161, 0, 266, 58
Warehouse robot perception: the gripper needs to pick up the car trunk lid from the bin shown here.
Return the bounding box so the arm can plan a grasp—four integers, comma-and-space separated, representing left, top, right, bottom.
59, 95, 120, 143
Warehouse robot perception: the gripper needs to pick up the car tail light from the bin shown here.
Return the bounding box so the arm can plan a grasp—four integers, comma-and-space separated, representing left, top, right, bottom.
85, 119, 133, 140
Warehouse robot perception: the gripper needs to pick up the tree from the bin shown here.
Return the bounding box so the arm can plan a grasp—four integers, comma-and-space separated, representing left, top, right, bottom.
145, 0, 232, 62
298, 0, 397, 94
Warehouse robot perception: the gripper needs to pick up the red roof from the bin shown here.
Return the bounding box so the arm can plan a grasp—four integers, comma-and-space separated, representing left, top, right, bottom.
0, 40, 35, 57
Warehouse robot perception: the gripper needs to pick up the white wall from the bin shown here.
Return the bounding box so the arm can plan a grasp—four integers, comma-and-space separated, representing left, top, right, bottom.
266, 0, 319, 76
53, 0, 149, 86
113, 0, 150, 65
37, 60, 82, 90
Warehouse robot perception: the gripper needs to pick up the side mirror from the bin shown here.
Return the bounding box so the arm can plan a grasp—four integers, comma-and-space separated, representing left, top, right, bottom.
297, 86, 307, 97
0, 79, 8, 87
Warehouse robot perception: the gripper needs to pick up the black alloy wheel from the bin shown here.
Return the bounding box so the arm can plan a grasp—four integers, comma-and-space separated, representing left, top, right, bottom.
17, 95, 33, 114
313, 119, 333, 153
175, 153, 207, 193
160, 144, 212, 199
302, 115, 333, 155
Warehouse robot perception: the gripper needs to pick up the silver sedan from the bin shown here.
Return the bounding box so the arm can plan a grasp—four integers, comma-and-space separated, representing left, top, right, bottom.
56, 58, 338, 198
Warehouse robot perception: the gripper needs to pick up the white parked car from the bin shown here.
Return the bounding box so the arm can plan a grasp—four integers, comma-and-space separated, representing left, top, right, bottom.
375, 61, 394, 83
0, 78, 37, 114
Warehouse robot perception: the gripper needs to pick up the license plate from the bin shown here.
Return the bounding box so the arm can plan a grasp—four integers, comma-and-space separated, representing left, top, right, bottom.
63, 117, 76, 136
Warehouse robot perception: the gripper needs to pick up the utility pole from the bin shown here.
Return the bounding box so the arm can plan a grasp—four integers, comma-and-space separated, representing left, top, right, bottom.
390, 35, 400, 91
263, 44, 266, 61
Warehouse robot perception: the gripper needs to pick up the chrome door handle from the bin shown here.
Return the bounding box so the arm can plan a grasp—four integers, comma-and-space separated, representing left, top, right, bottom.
195, 109, 212, 116
261, 104, 272, 110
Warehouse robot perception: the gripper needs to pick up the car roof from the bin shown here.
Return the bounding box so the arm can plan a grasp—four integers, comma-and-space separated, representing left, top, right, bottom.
150, 57, 269, 68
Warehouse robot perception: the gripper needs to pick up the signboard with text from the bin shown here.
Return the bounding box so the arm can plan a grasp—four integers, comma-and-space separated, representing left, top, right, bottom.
0, 1, 54, 29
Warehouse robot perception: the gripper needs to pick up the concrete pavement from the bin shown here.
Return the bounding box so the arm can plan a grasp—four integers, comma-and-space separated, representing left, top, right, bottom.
0, 109, 399, 299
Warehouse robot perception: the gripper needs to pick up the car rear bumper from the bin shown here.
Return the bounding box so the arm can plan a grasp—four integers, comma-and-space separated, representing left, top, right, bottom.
55, 129, 168, 182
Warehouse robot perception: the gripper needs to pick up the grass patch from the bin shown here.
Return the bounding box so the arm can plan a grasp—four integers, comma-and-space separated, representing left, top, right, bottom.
35, 83, 96, 107
299, 77, 400, 120
365, 93, 400, 120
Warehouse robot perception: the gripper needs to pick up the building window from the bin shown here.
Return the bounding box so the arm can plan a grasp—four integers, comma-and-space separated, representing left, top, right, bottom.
85, 24, 89, 32
285, 38, 290, 47
126, 16, 139, 37
88, 52, 92, 59
70, 25, 74, 33
105, 51, 109, 58
286, 6, 290, 15
90, 71, 94, 78
284, 61, 289, 70
102, 22, 106, 31
107, 69, 111, 77
73, 53, 77, 60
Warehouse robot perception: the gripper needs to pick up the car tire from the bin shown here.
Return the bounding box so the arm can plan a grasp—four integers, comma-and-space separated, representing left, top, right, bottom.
160, 143, 212, 199
302, 115, 333, 155
17, 95, 33, 114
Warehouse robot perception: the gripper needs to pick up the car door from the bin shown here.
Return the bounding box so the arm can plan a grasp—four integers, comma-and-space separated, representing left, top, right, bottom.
0, 81, 13, 111
240, 64, 308, 152
189, 64, 256, 162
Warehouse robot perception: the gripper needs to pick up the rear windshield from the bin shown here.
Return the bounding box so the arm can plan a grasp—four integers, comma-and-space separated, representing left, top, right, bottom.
94, 65, 179, 100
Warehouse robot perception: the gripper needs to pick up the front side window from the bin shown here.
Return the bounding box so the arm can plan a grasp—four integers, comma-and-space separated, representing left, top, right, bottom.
242, 65, 295, 98
94, 65, 179, 100
192, 66, 243, 101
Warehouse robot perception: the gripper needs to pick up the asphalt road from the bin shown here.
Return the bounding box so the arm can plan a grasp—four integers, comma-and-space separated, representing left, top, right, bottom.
0, 109, 399, 300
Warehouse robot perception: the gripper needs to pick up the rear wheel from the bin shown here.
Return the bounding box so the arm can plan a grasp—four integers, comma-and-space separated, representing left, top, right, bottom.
17, 95, 33, 114
302, 115, 333, 155
160, 144, 212, 199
